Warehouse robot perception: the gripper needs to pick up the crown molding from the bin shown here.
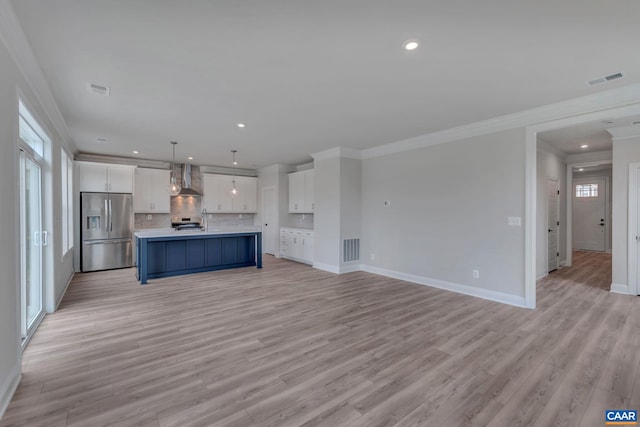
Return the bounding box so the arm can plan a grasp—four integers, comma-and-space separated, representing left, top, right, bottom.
311, 146, 362, 161
0, 0, 73, 148
608, 125, 640, 140
566, 150, 612, 165
361, 84, 640, 159
537, 138, 567, 160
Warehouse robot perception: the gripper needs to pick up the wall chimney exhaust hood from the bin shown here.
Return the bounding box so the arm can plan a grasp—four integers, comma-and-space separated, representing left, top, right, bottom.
176, 163, 201, 197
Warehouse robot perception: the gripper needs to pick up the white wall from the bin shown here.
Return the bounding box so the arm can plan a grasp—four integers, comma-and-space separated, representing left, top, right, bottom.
0, 24, 75, 417
536, 144, 567, 278
313, 156, 341, 270
612, 136, 640, 290
0, 37, 22, 417
361, 128, 526, 304
340, 157, 362, 269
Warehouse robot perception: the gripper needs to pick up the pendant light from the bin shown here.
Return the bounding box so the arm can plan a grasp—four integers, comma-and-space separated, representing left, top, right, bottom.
231, 150, 238, 198
168, 141, 181, 196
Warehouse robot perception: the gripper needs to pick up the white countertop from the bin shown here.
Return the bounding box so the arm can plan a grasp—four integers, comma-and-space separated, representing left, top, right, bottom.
134, 226, 261, 238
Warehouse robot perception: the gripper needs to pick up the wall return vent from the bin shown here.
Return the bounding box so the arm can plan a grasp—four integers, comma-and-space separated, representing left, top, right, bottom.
343, 238, 360, 263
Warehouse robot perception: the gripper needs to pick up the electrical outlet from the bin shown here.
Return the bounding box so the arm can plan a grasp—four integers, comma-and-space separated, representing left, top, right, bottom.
472, 270, 480, 279
370, 253, 375, 261
147, 214, 152, 221
383, 200, 391, 207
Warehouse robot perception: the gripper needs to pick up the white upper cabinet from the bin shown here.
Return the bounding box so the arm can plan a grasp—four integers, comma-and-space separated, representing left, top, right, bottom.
134, 168, 171, 213
235, 176, 258, 212
202, 173, 257, 213
288, 169, 314, 213
78, 162, 135, 193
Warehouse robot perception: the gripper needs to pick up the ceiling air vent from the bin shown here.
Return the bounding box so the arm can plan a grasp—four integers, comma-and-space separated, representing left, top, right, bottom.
87, 82, 110, 96
586, 72, 624, 87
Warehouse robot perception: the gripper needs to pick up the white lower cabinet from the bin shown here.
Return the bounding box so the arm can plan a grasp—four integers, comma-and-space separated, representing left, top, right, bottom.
280, 227, 314, 264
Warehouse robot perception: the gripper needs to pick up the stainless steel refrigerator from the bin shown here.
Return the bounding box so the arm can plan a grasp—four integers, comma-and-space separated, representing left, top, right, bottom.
81, 192, 134, 272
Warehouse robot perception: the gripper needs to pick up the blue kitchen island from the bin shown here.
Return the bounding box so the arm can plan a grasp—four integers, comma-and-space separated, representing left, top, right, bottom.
134, 227, 262, 284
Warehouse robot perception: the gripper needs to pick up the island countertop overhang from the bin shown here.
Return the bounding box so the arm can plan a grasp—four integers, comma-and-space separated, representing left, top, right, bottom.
134, 226, 262, 239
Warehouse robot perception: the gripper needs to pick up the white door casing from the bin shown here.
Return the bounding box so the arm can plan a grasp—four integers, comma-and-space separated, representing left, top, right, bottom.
548, 179, 560, 272
629, 163, 640, 295
573, 177, 607, 252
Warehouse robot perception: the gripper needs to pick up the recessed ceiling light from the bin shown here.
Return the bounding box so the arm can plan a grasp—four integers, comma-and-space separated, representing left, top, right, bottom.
580, 144, 589, 149
403, 39, 419, 51
188, 156, 193, 160
237, 123, 246, 128
578, 168, 584, 172
132, 150, 139, 154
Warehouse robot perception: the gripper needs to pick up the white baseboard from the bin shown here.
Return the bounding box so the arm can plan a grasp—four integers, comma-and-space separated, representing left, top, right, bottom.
312, 262, 340, 274
360, 264, 526, 308
339, 264, 361, 274
0, 362, 21, 420
536, 272, 549, 280
54, 271, 74, 312
610, 282, 631, 294
312, 262, 362, 274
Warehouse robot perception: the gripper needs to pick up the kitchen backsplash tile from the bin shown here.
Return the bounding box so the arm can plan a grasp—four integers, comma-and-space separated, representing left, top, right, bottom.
135, 213, 171, 229
287, 213, 314, 229
171, 195, 201, 220
205, 213, 255, 227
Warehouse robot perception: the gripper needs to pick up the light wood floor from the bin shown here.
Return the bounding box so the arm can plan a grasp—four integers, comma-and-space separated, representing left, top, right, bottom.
2, 251, 637, 427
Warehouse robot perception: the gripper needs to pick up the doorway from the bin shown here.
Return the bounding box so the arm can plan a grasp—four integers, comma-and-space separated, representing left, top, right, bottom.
18, 98, 49, 345
262, 186, 278, 255
547, 179, 560, 272
572, 176, 607, 252
19, 143, 45, 341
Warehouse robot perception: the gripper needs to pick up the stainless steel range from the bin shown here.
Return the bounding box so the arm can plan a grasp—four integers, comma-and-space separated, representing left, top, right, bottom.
171, 216, 203, 231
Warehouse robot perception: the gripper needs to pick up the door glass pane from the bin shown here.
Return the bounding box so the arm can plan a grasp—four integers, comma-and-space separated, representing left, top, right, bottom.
23, 156, 42, 333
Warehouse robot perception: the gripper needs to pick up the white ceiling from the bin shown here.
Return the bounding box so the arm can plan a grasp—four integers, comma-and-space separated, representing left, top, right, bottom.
10, 0, 640, 168
539, 114, 640, 155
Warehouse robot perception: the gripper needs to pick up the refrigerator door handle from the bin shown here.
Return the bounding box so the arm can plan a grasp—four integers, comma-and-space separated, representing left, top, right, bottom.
104, 199, 109, 232
109, 199, 113, 232
84, 239, 130, 245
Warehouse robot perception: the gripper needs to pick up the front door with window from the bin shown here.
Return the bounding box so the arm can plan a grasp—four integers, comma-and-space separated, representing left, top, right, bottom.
573, 177, 606, 252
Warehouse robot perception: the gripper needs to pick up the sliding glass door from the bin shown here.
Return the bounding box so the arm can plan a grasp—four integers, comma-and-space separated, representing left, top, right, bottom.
20, 149, 44, 339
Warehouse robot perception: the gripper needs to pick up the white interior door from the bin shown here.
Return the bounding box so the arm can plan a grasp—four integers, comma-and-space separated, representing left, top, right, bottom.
573, 177, 606, 252
548, 179, 559, 272
262, 187, 278, 255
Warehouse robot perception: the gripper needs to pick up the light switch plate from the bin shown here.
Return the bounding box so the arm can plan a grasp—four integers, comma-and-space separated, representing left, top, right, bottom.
508, 216, 521, 226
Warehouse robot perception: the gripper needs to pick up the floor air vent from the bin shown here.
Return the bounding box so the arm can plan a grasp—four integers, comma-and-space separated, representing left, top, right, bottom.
343, 238, 360, 262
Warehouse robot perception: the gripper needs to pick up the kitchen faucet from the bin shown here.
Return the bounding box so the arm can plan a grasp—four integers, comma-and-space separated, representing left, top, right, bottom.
201, 208, 208, 230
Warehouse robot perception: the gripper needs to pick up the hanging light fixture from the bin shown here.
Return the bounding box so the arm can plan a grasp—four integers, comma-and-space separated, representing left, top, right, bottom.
231, 150, 238, 198
168, 141, 181, 196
